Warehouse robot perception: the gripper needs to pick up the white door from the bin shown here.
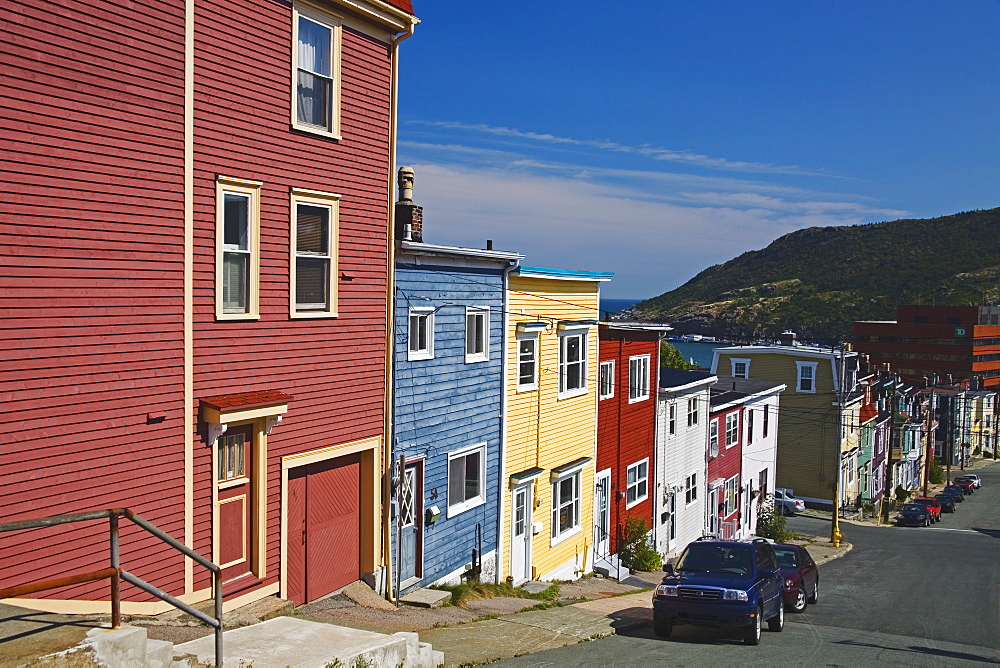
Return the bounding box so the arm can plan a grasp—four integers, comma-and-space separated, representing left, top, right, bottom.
665, 490, 677, 553
708, 486, 720, 536
594, 470, 611, 557
510, 485, 532, 585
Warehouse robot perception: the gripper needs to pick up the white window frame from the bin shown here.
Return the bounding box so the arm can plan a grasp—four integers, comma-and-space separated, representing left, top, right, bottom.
731, 358, 751, 379
465, 307, 489, 363
407, 307, 434, 361
709, 419, 719, 457
599, 360, 615, 400
516, 332, 539, 391
746, 407, 754, 444
687, 398, 698, 426
216, 177, 262, 320
724, 475, 738, 517
628, 354, 650, 403
290, 188, 340, 318
551, 469, 582, 544
625, 459, 649, 508
558, 331, 588, 399
725, 412, 739, 448
796, 361, 818, 393
447, 443, 486, 517
684, 472, 698, 505
763, 404, 770, 437
292, 6, 342, 139
668, 403, 676, 436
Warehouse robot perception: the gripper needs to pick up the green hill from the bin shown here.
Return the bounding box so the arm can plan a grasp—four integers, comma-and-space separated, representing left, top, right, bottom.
629, 208, 1000, 343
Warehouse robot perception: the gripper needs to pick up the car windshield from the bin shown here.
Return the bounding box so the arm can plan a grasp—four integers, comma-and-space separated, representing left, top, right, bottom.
676, 544, 753, 574
772, 546, 798, 568
901, 504, 923, 512
913, 499, 932, 506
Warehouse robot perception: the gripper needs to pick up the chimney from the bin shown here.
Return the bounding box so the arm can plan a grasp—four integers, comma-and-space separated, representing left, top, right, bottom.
779, 330, 797, 347
395, 166, 423, 242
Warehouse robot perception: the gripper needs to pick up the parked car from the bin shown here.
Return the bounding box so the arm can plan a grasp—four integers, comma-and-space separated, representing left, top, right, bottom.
953, 478, 976, 494
653, 538, 785, 645
955, 474, 981, 488
934, 493, 957, 513
774, 489, 806, 516
911, 497, 942, 522
942, 485, 967, 501
771, 543, 819, 613
896, 503, 932, 527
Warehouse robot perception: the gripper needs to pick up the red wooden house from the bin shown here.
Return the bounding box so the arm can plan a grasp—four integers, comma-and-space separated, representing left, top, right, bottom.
595, 324, 663, 574
706, 383, 745, 540
1, 0, 417, 614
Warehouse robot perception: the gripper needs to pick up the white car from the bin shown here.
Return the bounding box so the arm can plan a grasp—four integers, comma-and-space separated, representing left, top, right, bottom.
774, 489, 806, 516
955, 473, 982, 488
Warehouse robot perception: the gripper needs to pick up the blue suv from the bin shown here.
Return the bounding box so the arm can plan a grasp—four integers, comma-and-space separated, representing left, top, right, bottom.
652, 538, 785, 645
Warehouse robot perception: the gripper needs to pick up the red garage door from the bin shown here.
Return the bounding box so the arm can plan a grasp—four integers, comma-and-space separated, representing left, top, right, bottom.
287, 453, 361, 605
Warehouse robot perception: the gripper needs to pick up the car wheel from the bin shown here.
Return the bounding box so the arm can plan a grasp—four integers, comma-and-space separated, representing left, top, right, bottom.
789, 588, 806, 613
653, 620, 672, 638
743, 604, 762, 645
808, 579, 819, 604
768, 601, 784, 632
779, 505, 789, 516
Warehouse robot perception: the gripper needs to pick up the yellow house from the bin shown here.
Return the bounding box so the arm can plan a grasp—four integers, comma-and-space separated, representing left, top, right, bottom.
500, 266, 611, 584
969, 390, 996, 458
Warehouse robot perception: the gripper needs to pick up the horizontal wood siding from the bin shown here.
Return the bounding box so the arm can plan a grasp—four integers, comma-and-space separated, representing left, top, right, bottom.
191, 0, 393, 593
0, 0, 187, 601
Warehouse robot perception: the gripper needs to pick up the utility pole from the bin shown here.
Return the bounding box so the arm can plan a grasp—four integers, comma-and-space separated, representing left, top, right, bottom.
881, 369, 899, 526
922, 384, 934, 497
831, 344, 847, 547
946, 393, 953, 485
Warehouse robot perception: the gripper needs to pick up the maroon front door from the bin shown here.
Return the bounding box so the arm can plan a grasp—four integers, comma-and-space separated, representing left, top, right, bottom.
217, 425, 254, 583
287, 454, 361, 605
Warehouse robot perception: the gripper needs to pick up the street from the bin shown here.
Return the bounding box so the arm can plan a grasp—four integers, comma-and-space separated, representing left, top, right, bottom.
497, 464, 1000, 666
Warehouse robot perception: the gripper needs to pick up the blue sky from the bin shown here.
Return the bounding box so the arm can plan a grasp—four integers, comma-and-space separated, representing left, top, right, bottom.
396, 1, 1000, 299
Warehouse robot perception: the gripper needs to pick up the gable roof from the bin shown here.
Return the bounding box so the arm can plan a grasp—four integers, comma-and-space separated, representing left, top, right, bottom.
659, 368, 717, 392
381, 0, 415, 14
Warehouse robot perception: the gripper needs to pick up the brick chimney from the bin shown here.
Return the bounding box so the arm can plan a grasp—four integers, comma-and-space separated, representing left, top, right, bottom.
395, 166, 422, 242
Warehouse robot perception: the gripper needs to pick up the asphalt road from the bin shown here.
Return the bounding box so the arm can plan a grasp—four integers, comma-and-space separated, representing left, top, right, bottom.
497, 463, 1000, 666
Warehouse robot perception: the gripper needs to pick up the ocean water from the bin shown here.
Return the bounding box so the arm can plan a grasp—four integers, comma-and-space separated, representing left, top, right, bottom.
667, 341, 726, 370
600, 298, 642, 317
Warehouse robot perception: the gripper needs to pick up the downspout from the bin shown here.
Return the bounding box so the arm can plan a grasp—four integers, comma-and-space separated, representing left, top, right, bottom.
496, 258, 520, 583
382, 18, 415, 604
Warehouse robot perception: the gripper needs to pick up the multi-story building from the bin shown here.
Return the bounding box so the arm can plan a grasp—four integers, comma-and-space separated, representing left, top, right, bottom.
391, 169, 522, 594
500, 266, 611, 583
1, 0, 417, 613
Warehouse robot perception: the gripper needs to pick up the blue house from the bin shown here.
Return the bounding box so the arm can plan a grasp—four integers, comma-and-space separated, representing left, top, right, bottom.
391, 168, 523, 595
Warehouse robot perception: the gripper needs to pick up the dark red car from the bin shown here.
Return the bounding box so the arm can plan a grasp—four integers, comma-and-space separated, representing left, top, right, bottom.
772, 543, 819, 613
912, 497, 942, 522
953, 478, 976, 494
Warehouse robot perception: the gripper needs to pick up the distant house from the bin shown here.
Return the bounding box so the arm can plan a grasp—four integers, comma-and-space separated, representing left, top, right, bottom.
654, 369, 715, 557
501, 266, 611, 583
595, 323, 667, 577
712, 334, 863, 509
391, 171, 523, 594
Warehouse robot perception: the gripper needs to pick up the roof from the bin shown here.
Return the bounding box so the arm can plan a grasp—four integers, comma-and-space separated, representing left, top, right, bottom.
713, 344, 856, 360
380, 0, 415, 15
600, 321, 673, 332
659, 368, 717, 392
514, 266, 613, 282
201, 390, 292, 411
709, 375, 786, 409
398, 240, 523, 262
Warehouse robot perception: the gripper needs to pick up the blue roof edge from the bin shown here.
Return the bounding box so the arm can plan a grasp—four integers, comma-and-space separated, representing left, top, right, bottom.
516, 265, 613, 281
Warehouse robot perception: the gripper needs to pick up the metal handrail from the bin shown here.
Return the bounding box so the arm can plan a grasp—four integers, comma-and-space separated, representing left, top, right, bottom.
592, 523, 620, 579
0, 508, 223, 667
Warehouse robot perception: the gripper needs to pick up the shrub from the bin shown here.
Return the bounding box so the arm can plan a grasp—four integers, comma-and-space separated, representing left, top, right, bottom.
755, 494, 794, 542
617, 516, 663, 572
894, 485, 910, 503
929, 458, 944, 484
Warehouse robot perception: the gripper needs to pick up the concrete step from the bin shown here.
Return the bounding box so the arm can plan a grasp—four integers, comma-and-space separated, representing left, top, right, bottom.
593, 555, 631, 581
399, 587, 451, 608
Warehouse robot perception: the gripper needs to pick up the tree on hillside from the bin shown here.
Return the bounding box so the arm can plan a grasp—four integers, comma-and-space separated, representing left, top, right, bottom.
660, 341, 700, 370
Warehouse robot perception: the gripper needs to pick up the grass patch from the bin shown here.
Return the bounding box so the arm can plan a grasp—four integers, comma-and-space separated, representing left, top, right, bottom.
430, 581, 560, 608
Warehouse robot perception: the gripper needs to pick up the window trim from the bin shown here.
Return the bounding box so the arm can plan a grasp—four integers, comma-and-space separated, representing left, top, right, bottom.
550, 469, 582, 545
516, 331, 539, 391
796, 361, 819, 393
684, 472, 698, 506
599, 360, 615, 400
724, 475, 738, 517
746, 407, 754, 444
709, 419, 719, 457
215, 176, 262, 320
464, 306, 490, 363
625, 458, 649, 509
291, 5, 342, 140
687, 398, 698, 426
446, 443, 486, 517
668, 402, 676, 436
730, 358, 751, 379
407, 307, 434, 361
289, 187, 340, 318
628, 354, 650, 403
725, 412, 739, 449
557, 331, 588, 399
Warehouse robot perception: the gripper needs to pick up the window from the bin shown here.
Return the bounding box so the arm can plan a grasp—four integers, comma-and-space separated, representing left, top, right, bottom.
551, 471, 581, 541
447, 444, 485, 516
217, 430, 248, 483
293, 8, 340, 137
725, 412, 739, 448
796, 361, 818, 393
684, 473, 698, 505
760, 468, 768, 501
687, 398, 698, 426
763, 405, 770, 437
599, 360, 614, 400
558, 332, 587, 397
668, 403, 676, 435
290, 188, 339, 317
625, 459, 649, 507
628, 355, 650, 403
465, 308, 489, 363
407, 308, 433, 361
517, 333, 538, 390
746, 408, 754, 444
709, 420, 719, 457
731, 358, 750, 379
724, 476, 738, 517
216, 177, 261, 319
